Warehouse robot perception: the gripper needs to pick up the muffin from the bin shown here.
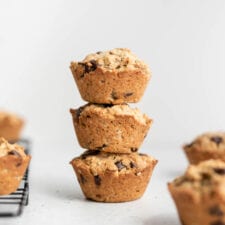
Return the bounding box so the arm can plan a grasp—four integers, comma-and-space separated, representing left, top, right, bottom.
0, 137, 31, 195
168, 159, 225, 225
0, 111, 24, 142
70, 150, 157, 202
70, 104, 152, 153
70, 48, 151, 104
183, 132, 225, 164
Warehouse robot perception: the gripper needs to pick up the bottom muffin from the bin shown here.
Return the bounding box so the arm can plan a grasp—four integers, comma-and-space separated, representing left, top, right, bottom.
168, 160, 225, 225
70, 151, 157, 202
0, 137, 31, 195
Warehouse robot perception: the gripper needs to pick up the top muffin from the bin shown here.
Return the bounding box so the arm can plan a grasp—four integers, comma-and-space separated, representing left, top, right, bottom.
183, 132, 225, 164
70, 48, 151, 104
0, 111, 24, 142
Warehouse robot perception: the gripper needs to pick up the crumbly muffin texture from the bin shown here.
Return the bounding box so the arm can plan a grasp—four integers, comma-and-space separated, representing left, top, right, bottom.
0, 138, 30, 195
70, 104, 152, 153
70, 48, 151, 104
75, 150, 153, 175
0, 137, 27, 158
71, 151, 157, 202
184, 132, 225, 164
0, 111, 24, 141
80, 48, 148, 71
172, 160, 225, 191
168, 160, 225, 225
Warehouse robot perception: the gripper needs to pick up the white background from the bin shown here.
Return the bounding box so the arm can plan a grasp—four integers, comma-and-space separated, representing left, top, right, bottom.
1, 1, 225, 224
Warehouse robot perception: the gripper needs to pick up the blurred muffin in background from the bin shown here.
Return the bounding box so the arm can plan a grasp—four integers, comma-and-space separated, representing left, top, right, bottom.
0, 110, 24, 142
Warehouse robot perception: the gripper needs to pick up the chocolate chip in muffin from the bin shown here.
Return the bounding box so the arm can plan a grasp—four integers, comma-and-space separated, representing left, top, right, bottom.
78, 60, 98, 77
139, 153, 147, 156
8, 150, 21, 157
201, 173, 211, 185
8, 150, 23, 167
81, 150, 100, 159
88, 60, 98, 71
210, 220, 225, 225
76, 107, 84, 118
130, 162, 137, 168
111, 91, 119, 100
115, 161, 126, 171
96, 51, 102, 54
94, 175, 101, 186
211, 136, 223, 145
124, 92, 133, 98
135, 172, 141, 176
80, 174, 87, 184
213, 168, 225, 175
209, 205, 224, 216
131, 147, 138, 152
95, 144, 107, 151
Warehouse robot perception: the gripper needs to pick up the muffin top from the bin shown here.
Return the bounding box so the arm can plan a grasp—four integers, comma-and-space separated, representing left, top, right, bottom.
70, 103, 151, 125
71, 150, 157, 176
0, 111, 23, 127
184, 132, 225, 152
70, 48, 150, 76
171, 160, 225, 193
0, 137, 26, 158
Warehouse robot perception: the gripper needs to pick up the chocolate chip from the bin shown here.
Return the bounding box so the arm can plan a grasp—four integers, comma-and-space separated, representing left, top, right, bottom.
94, 175, 101, 185
130, 162, 136, 168
96, 51, 102, 54
214, 168, 225, 175
81, 150, 100, 159
210, 220, 225, 225
139, 153, 147, 156
8, 150, 21, 157
80, 174, 86, 184
201, 173, 211, 185
209, 205, 224, 216
124, 92, 133, 98
95, 144, 107, 151
78, 60, 98, 77
111, 91, 119, 100
115, 161, 126, 171
17, 161, 23, 167
89, 60, 97, 70
109, 51, 113, 55
211, 136, 223, 145
76, 107, 84, 118
8, 150, 22, 167
202, 173, 211, 180
131, 148, 138, 152
116, 65, 121, 69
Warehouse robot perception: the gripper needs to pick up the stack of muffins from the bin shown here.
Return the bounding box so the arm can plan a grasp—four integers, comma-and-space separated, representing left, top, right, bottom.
0, 111, 30, 196
69, 48, 157, 202
168, 132, 225, 225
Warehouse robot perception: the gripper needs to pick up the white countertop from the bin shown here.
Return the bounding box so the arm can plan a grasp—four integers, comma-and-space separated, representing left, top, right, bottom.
0, 141, 188, 225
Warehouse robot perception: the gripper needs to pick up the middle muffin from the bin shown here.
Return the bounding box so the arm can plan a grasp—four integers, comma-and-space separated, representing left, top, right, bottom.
70, 104, 152, 154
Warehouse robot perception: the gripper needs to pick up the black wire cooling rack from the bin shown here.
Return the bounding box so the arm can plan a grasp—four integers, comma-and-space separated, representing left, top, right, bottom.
0, 139, 30, 217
